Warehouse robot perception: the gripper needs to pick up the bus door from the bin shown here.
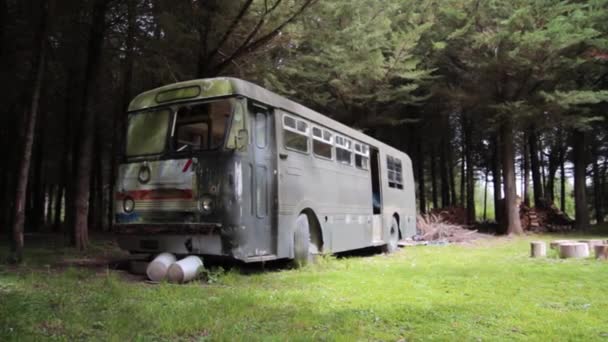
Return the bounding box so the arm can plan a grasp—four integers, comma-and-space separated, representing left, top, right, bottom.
370, 148, 383, 242
250, 103, 277, 254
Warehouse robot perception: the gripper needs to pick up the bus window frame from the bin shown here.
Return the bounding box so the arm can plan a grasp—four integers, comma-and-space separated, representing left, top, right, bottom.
311, 125, 333, 160
124, 107, 174, 160
335, 134, 353, 166
354, 142, 370, 171
282, 113, 310, 154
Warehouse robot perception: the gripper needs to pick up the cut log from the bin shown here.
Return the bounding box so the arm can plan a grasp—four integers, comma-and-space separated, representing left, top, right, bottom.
550, 240, 572, 249
559, 243, 590, 259
578, 239, 604, 249
530, 241, 547, 258
167, 255, 203, 283
146, 252, 176, 281
594, 244, 608, 260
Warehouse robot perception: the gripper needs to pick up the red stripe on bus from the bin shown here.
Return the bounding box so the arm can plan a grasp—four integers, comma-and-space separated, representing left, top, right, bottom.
182, 159, 193, 172
115, 189, 193, 200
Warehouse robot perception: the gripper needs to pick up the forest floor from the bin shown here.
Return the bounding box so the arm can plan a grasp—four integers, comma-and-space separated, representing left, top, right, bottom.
1, 227, 608, 341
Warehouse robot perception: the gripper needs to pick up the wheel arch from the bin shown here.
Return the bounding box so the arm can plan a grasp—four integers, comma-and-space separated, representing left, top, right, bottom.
299, 208, 324, 253
393, 212, 402, 240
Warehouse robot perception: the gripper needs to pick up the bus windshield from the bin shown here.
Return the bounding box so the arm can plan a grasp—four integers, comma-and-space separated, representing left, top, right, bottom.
125, 99, 239, 157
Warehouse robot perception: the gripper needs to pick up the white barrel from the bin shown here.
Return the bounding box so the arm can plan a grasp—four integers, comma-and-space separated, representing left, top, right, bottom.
146, 253, 177, 281
530, 241, 546, 258
167, 256, 204, 283
558, 243, 590, 259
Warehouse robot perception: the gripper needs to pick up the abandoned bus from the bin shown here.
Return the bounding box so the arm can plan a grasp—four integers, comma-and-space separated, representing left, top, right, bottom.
113, 77, 416, 264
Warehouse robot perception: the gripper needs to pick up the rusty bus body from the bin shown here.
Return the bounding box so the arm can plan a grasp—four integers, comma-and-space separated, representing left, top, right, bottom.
113, 77, 416, 263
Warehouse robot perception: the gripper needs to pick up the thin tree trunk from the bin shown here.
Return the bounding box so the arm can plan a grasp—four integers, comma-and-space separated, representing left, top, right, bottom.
430, 144, 438, 209
9, 0, 49, 263
440, 133, 450, 208
53, 185, 63, 232
460, 145, 466, 207
592, 147, 603, 224
501, 119, 523, 235
522, 132, 530, 207
464, 118, 475, 224
560, 146, 566, 213
572, 129, 589, 230
492, 135, 502, 224
528, 128, 543, 207
448, 135, 457, 206
73, 0, 109, 250
483, 167, 488, 221
416, 140, 426, 214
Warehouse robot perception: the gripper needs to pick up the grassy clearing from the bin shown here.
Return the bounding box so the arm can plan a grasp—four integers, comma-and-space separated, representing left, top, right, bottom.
1, 233, 608, 341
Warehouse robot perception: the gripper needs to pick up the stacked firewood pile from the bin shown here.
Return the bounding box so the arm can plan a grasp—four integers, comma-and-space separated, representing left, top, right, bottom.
520, 202, 573, 232
416, 213, 484, 243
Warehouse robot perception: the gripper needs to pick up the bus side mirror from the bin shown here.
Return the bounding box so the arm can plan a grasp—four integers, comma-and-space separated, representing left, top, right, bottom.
236, 129, 248, 151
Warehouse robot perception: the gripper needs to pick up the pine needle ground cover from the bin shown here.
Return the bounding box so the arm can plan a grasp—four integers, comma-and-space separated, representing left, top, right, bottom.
1, 235, 607, 341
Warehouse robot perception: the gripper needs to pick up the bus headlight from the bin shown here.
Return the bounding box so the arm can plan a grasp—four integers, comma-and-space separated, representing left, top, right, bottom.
199, 196, 214, 215
123, 197, 135, 213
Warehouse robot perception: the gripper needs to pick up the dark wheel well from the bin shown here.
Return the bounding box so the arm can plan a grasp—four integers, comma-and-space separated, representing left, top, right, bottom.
300, 208, 324, 252
393, 213, 402, 239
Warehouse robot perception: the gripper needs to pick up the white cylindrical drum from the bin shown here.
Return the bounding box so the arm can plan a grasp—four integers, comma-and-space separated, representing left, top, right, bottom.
167, 256, 204, 283
530, 241, 546, 258
146, 253, 177, 281
558, 243, 590, 259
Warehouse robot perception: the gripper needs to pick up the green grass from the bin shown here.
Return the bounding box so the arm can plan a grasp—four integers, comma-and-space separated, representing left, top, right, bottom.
1, 234, 608, 341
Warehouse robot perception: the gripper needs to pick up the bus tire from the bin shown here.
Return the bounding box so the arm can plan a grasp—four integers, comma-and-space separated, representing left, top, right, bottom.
294, 214, 315, 267
382, 217, 400, 254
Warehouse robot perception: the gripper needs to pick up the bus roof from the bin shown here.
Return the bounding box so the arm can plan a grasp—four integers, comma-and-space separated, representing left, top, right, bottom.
128, 77, 411, 163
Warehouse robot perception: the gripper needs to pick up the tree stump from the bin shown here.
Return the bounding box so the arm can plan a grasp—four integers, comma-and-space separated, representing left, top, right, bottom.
594, 244, 608, 260
530, 241, 547, 258
550, 240, 572, 249
579, 239, 604, 249
558, 243, 590, 259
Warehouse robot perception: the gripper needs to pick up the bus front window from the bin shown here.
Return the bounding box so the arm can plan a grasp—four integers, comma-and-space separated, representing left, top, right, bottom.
126, 109, 170, 157
173, 99, 233, 152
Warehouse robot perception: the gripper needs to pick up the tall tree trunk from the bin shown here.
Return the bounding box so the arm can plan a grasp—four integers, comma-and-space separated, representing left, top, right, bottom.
460, 144, 466, 207
464, 118, 475, 224
522, 132, 530, 207
483, 167, 489, 221
592, 146, 603, 224
9, 0, 49, 263
560, 146, 566, 213
416, 140, 426, 214
430, 144, 438, 209
491, 135, 502, 224
572, 129, 589, 230
501, 119, 523, 235
448, 136, 457, 206
440, 132, 450, 208
528, 128, 543, 207
53, 185, 63, 232
72, 0, 109, 250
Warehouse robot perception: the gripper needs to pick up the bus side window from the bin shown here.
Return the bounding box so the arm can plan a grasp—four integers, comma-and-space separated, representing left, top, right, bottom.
335, 135, 352, 165
255, 112, 267, 148
387, 155, 404, 189
283, 114, 309, 153
312, 126, 332, 159
354, 143, 369, 170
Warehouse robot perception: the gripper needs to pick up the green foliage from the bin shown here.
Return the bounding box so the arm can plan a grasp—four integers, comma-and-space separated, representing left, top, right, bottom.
264, 0, 435, 126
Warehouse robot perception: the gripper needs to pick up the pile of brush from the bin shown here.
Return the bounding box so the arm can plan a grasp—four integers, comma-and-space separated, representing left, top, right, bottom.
416, 214, 484, 243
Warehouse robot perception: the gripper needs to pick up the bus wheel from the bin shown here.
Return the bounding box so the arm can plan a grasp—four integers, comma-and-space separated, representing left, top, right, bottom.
382, 217, 399, 254
294, 214, 316, 267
